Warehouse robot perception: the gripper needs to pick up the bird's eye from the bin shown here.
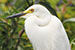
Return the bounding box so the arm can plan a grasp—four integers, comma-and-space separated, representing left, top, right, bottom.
30, 9, 34, 12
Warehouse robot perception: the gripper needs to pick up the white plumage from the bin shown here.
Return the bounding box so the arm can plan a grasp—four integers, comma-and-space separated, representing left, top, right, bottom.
23, 4, 71, 50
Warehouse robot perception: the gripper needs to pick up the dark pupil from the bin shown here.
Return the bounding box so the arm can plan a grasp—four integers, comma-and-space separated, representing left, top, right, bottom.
31, 9, 34, 12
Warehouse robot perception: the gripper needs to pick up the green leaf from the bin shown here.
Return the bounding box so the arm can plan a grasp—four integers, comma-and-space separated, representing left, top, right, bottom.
63, 18, 75, 23
18, 46, 24, 50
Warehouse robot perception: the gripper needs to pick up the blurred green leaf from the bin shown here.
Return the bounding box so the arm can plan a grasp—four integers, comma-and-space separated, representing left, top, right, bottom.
63, 18, 75, 23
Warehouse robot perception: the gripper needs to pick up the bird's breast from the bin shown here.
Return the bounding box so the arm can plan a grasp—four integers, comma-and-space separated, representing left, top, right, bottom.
24, 16, 59, 50
24, 16, 71, 50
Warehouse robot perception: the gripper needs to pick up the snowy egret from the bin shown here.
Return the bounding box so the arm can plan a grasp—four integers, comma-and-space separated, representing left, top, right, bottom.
7, 4, 71, 50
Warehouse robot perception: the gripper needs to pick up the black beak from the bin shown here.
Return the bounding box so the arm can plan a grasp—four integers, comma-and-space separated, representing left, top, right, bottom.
6, 13, 26, 19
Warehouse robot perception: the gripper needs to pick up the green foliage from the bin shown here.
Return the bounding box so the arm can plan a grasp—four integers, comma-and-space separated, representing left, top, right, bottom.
0, 0, 75, 50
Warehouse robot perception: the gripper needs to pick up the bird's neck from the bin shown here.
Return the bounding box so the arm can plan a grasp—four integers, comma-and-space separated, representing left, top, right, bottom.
34, 13, 51, 27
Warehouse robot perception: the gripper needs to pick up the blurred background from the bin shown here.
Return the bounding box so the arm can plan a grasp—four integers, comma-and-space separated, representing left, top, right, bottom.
0, 0, 75, 50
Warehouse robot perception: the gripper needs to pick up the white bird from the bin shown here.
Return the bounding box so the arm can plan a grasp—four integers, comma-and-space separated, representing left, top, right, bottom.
7, 4, 71, 50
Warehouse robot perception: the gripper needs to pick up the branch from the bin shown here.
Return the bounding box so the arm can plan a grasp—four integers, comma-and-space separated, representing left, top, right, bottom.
15, 29, 25, 50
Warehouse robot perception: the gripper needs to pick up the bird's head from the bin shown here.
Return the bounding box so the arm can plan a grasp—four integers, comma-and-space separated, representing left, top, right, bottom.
6, 4, 51, 19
